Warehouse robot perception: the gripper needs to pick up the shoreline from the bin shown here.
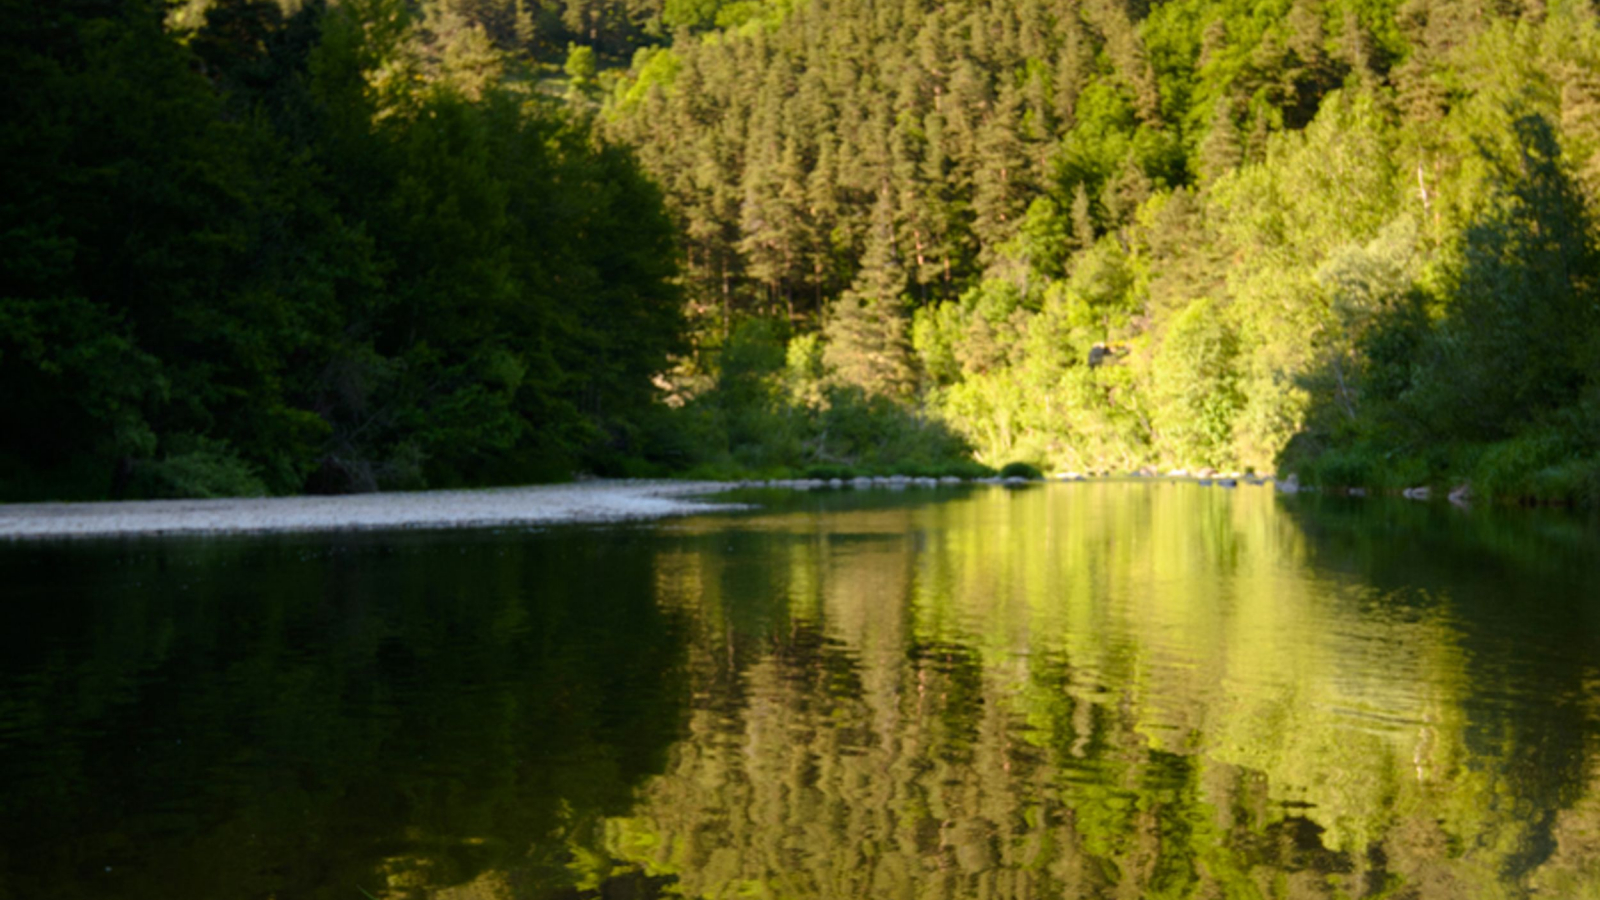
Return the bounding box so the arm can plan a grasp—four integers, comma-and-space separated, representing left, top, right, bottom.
0, 480, 748, 541
0, 473, 1346, 541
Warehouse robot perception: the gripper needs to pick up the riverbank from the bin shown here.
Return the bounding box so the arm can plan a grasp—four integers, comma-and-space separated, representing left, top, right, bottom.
1283, 432, 1600, 509
0, 480, 751, 540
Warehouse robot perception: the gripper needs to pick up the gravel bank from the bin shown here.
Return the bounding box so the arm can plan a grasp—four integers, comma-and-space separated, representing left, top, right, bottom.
0, 480, 745, 540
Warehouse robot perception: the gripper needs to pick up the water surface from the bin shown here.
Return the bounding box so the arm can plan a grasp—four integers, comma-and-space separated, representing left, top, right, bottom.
3, 482, 1599, 899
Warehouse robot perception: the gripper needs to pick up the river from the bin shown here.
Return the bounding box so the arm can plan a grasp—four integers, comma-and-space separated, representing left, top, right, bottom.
2, 481, 1598, 898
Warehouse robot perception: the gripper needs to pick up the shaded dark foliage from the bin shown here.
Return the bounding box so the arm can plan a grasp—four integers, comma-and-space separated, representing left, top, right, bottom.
0, 0, 682, 499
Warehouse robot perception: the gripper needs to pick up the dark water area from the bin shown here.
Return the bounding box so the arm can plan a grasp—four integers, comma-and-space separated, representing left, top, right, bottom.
3, 483, 1599, 899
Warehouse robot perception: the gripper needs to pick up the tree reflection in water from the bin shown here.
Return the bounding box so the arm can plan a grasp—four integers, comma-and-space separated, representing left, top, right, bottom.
1, 484, 1598, 898
610, 486, 1600, 899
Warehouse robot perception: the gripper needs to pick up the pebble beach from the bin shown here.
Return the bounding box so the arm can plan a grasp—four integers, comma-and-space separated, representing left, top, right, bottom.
0, 480, 746, 540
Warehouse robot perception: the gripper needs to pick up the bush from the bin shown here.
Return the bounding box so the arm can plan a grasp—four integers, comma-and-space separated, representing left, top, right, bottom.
998, 461, 1043, 480
633, 317, 984, 481
942, 460, 999, 479
1471, 426, 1600, 504
813, 386, 956, 467
679, 461, 749, 481
130, 436, 268, 499
1299, 444, 1376, 488
1525, 458, 1600, 505
1289, 437, 1433, 492
1152, 297, 1244, 467
803, 463, 858, 480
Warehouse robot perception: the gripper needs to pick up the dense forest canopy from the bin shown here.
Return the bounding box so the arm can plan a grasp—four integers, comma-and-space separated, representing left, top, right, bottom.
3, 0, 1599, 499
594, 0, 1600, 498
0, 0, 682, 499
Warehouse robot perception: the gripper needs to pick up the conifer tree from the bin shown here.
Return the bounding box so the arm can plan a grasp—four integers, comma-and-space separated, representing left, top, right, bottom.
824, 189, 917, 398
972, 83, 1032, 259
513, 0, 536, 52
1069, 182, 1096, 252
1333, 10, 1378, 84
1197, 98, 1243, 185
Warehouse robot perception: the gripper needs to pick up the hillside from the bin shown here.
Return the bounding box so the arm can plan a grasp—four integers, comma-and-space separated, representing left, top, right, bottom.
600, 0, 1600, 500
4, 0, 1599, 501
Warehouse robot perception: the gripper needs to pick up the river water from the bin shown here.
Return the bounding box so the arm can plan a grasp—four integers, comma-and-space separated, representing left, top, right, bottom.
3, 482, 1598, 899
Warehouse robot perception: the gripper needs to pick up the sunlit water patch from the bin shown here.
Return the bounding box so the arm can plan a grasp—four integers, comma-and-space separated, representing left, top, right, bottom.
2, 482, 1598, 898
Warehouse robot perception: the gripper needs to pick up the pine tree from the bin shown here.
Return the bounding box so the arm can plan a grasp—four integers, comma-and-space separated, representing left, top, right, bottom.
1394, 0, 1493, 123
1070, 182, 1096, 253
1333, 10, 1378, 84
972, 82, 1031, 258
1559, 64, 1600, 200
1285, 0, 1340, 126
1100, 155, 1152, 230
823, 189, 916, 398
1083, 0, 1161, 125
1054, 13, 1091, 125
421, 1, 505, 98
806, 135, 843, 294
1196, 98, 1243, 185
513, 0, 536, 53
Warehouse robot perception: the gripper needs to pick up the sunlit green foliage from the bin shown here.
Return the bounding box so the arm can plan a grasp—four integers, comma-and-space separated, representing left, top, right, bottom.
600, 0, 1600, 495
655, 318, 975, 478
1152, 297, 1243, 466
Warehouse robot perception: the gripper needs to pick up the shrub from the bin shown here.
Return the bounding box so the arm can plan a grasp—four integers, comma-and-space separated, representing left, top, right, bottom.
1525, 457, 1600, 505
803, 463, 858, 480
130, 436, 268, 498
998, 461, 1043, 480
1300, 444, 1376, 488
943, 460, 999, 479
1152, 297, 1244, 467
1469, 424, 1600, 504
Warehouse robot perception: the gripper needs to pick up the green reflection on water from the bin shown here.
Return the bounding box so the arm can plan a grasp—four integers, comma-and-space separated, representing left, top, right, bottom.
2, 483, 1599, 899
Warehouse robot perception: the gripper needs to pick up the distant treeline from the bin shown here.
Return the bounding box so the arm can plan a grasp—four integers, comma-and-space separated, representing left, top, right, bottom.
0, 0, 681, 499
600, 0, 1600, 501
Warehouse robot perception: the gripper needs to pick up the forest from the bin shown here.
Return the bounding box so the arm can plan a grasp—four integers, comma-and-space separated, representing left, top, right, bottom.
1, 0, 682, 499
4, 0, 1600, 501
